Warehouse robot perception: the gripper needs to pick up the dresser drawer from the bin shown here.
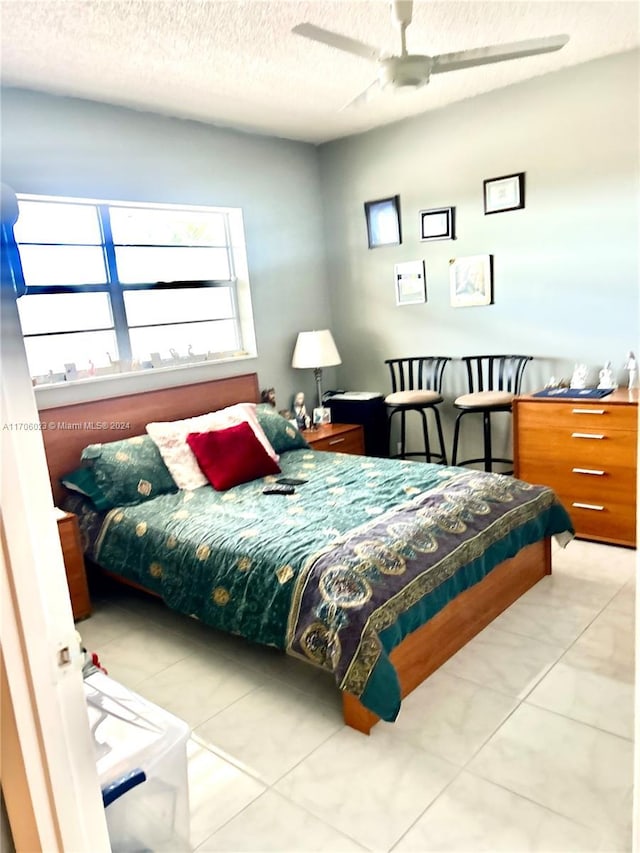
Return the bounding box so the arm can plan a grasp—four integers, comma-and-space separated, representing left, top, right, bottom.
560, 497, 636, 548
310, 430, 364, 455
516, 400, 637, 433
517, 427, 637, 470
516, 462, 636, 546
517, 459, 636, 504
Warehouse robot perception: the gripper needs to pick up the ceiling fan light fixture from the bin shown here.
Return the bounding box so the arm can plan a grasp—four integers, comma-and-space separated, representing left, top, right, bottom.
292, 0, 570, 111
378, 55, 432, 89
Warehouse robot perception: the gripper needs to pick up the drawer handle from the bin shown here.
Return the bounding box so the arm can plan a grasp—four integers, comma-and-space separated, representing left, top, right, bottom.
572, 502, 605, 511
572, 408, 605, 415
571, 432, 605, 439
572, 467, 605, 476
328, 438, 345, 445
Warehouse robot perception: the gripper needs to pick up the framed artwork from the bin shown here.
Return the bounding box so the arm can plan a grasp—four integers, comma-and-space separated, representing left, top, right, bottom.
419, 206, 455, 241
394, 260, 426, 306
449, 255, 493, 307
364, 195, 402, 248
313, 406, 331, 425
483, 173, 525, 214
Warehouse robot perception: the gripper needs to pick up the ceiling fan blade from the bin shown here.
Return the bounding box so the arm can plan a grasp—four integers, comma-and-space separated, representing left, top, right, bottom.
431, 34, 569, 74
292, 23, 381, 61
340, 79, 382, 111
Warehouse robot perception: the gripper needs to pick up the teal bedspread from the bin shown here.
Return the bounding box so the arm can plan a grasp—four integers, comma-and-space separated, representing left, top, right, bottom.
70, 449, 573, 721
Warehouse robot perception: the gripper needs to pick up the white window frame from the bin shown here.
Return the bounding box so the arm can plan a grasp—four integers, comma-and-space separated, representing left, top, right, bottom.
14, 194, 257, 386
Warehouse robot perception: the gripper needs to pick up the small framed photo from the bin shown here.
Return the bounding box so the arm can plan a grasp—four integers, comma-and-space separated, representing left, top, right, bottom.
394, 260, 426, 306
313, 406, 331, 425
364, 195, 402, 248
449, 254, 493, 307
483, 173, 525, 214
419, 206, 455, 241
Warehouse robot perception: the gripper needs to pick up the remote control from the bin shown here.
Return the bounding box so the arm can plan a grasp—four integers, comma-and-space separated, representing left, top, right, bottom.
262, 484, 295, 495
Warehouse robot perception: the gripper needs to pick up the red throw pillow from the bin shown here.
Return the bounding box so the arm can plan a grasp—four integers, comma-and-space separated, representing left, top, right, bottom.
186, 421, 280, 491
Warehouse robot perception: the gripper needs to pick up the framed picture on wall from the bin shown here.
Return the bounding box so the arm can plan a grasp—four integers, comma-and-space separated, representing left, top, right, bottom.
419, 206, 455, 241
483, 173, 525, 214
364, 195, 402, 248
449, 255, 493, 307
394, 260, 426, 306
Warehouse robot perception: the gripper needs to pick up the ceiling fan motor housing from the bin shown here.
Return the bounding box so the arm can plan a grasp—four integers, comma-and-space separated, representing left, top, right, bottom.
378, 55, 432, 89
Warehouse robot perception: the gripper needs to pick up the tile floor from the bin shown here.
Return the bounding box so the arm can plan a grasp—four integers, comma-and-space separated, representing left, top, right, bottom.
79, 538, 636, 852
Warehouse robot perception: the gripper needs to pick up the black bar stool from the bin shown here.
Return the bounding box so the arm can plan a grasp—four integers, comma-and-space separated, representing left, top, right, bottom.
384, 357, 450, 463
451, 354, 532, 473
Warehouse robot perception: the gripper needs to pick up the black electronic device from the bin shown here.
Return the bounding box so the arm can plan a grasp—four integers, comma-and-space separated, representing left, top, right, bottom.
262, 484, 295, 495
322, 389, 346, 402
276, 477, 308, 486
326, 392, 389, 457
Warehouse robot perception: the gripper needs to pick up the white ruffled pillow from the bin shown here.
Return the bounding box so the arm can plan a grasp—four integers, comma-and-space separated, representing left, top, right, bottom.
146, 403, 278, 490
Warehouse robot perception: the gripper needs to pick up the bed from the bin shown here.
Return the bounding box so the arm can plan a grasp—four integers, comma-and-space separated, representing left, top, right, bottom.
43, 372, 573, 734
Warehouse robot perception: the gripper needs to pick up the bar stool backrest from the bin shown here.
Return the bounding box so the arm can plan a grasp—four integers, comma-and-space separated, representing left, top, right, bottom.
386, 357, 450, 395
462, 355, 532, 395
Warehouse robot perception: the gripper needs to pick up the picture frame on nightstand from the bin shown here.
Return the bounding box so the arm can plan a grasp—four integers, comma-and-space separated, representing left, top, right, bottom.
313, 406, 331, 425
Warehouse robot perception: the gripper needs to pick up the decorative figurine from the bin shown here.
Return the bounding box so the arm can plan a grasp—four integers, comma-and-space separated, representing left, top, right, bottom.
597, 361, 616, 390
624, 351, 637, 389
293, 391, 310, 430
570, 363, 589, 389
260, 387, 277, 407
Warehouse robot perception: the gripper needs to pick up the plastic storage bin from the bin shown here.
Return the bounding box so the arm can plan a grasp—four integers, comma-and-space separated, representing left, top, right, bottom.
84, 671, 191, 852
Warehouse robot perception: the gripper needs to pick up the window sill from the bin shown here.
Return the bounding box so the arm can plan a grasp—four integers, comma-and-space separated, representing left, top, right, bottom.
35, 352, 257, 410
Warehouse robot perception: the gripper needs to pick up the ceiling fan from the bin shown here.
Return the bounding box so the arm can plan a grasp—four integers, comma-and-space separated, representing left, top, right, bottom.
292, 0, 569, 107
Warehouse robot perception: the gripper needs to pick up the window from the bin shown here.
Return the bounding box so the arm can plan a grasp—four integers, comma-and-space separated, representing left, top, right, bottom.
14, 194, 255, 383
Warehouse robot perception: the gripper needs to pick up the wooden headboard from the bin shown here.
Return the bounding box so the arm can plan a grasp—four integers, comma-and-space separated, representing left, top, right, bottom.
42, 372, 260, 505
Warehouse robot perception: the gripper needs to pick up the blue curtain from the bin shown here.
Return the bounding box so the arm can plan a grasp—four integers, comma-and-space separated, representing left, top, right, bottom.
1, 183, 25, 297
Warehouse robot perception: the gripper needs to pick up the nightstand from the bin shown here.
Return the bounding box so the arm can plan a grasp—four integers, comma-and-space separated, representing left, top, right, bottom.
56, 510, 92, 621
302, 422, 365, 455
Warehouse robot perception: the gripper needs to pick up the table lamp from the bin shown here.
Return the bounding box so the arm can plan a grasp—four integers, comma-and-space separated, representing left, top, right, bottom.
291, 329, 342, 409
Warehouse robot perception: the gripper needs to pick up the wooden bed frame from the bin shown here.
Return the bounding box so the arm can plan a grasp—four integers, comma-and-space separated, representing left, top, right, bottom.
41, 371, 551, 734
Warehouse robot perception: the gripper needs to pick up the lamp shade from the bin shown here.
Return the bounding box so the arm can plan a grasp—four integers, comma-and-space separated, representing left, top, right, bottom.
291, 330, 341, 369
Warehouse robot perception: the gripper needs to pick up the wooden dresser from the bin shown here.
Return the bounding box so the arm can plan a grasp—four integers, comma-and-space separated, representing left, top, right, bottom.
513, 389, 638, 547
302, 423, 365, 455
56, 510, 92, 620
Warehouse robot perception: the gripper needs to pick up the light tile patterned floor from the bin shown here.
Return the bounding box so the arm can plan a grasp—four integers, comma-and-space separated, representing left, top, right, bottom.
80, 538, 635, 852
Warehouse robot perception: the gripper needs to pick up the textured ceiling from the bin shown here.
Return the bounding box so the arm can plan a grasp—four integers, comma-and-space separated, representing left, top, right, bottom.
1, 1, 638, 144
